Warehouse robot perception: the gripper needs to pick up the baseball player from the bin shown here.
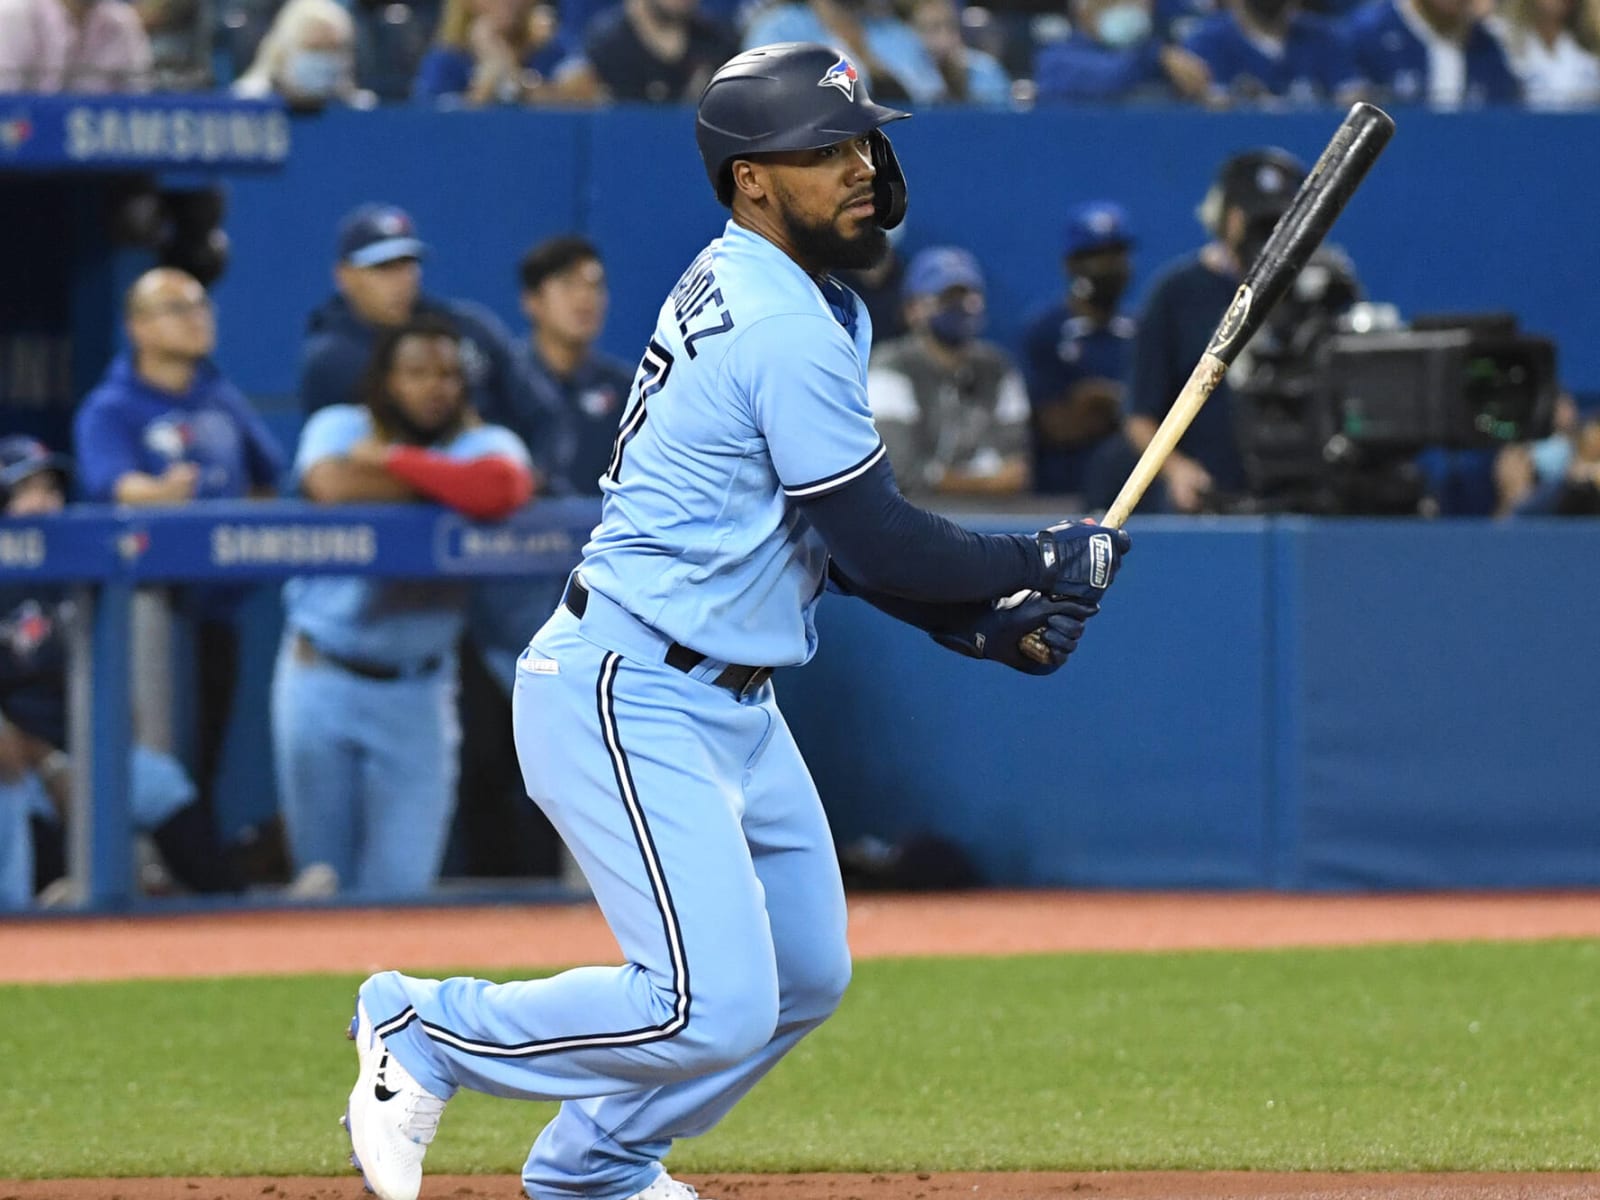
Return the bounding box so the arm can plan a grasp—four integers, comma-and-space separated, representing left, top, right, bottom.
341, 42, 1131, 1200
273, 315, 534, 898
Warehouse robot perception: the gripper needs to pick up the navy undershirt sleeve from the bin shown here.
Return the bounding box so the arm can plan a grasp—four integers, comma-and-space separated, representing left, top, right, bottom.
798, 455, 1046, 602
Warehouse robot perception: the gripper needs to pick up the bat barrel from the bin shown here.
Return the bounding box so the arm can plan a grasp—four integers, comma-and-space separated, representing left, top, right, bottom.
1206, 103, 1396, 366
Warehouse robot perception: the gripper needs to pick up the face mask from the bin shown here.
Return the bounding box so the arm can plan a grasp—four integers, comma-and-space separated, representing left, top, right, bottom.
282, 49, 346, 99
1095, 3, 1152, 47
1072, 267, 1130, 313
927, 303, 985, 347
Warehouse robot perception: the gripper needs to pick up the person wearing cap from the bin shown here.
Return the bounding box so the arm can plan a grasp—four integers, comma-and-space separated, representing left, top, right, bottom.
866, 245, 1032, 500
1180, 0, 1365, 106
0, 438, 239, 907
1020, 201, 1139, 500
298, 203, 521, 420
1124, 148, 1306, 513
72, 267, 283, 877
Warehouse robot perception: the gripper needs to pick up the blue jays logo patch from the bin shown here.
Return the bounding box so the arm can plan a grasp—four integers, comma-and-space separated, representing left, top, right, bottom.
818, 56, 859, 100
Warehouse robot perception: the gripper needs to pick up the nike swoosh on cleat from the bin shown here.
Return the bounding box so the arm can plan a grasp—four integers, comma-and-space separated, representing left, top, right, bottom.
374, 1053, 399, 1102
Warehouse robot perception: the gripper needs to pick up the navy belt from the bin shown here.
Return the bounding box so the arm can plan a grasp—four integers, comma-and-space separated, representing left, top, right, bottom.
294, 631, 442, 682
564, 578, 774, 699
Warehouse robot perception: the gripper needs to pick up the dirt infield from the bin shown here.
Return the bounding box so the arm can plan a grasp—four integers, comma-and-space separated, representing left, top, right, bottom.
5, 890, 1599, 1200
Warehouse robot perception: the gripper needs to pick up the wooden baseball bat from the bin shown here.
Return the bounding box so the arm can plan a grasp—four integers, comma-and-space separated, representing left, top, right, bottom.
1021, 103, 1395, 665
1100, 101, 1395, 530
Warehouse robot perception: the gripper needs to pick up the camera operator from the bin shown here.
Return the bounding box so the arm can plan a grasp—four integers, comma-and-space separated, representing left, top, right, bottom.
1125, 146, 1306, 513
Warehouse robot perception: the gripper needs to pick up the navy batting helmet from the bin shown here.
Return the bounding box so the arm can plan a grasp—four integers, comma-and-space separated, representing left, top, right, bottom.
0, 436, 71, 508
695, 43, 910, 230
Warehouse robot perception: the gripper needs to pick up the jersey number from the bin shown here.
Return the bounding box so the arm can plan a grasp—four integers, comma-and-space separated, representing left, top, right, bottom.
605, 338, 674, 483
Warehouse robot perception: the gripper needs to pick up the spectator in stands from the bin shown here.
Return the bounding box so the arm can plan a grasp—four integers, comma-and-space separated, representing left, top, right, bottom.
0, 0, 153, 91
1020, 202, 1138, 501
135, 0, 210, 88
908, 0, 1014, 103
1342, 0, 1521, 104
300, 204, 522, 422
1125, 148, 1304, 513
450, 236, 629, 881
232, 0, 371, 108
1034, 0, 1213, 101
73, 268, 283, 863
273, 316, 535, 899
742, 0, 947, 102
413, 0, 595, 104
1489, 0, 1600, 107
1510, 401, 1600, 514
1182, 0, 1364, 104
866, 246, 1032, 500
0, 437, 242, 909
577, 0, 739, 101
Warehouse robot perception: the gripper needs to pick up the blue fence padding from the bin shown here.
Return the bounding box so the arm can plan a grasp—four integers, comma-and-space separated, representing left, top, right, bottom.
781, 519, 1276, 889
214, 106, 1600, 402
1271, 518, 1600, 889
5, 506, 1597, 902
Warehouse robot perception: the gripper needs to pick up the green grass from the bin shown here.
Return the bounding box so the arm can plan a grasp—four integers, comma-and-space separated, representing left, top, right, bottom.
2, 940, 1597, 1178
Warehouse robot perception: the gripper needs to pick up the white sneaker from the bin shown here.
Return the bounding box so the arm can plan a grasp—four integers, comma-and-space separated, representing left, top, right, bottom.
341, 998, 446, 1200
625, 1173, 709, 1200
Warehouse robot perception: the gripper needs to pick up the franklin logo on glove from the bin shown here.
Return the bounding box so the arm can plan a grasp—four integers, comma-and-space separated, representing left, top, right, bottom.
1089, 532, 1114, 590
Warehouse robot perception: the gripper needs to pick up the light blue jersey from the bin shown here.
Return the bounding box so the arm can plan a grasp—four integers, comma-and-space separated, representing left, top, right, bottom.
579, 221, 881, 669
283, 404, 532, 666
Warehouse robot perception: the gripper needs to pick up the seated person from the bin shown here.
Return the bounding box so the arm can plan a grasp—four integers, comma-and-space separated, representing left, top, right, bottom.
412, 0, 592, 104
231, 0, 369, 108
581, 0, 738, 101
1182, 0, 1364, 104
743, 0, 948, 103
1034, 0, 1213, 101
1341, 0, 1521, 105
866, 247, 1032, 500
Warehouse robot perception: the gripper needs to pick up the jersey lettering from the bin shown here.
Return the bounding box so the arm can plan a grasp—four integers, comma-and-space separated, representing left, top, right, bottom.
671, 247, 735, 359
605, 338, 673, 483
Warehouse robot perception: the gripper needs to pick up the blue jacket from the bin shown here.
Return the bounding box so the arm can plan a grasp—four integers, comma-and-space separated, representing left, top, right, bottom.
1034, 35, 1172, 103
1183, 10, 1360, 102
297, 293, 521, 418
73, 353, 284, 502
1342, 0, 1521, 105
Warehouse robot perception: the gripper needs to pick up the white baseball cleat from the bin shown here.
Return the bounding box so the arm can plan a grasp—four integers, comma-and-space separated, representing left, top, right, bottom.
624, 1172, 711, 1200
342, 998, 446, 1200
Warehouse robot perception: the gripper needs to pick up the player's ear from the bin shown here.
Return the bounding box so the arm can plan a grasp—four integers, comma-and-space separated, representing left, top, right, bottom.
730, 158, 769, 205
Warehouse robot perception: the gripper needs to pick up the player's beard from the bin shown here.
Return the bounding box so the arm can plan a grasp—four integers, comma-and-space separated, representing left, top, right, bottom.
784, 206, 889, 273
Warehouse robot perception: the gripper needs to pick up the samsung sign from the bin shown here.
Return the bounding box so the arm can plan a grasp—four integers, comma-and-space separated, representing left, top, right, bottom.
65, 105, 290, 165
212, 524, 377, 566
1, 97, 291, 170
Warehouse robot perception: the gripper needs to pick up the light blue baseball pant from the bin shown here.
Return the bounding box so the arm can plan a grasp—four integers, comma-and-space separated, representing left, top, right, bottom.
271, 636, 460, 897
359, 593, 851, 1200
0, 745, 194, 908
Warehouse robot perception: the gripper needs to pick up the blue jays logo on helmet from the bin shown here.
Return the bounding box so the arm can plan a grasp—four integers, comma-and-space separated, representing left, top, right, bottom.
818, 56, 859, 101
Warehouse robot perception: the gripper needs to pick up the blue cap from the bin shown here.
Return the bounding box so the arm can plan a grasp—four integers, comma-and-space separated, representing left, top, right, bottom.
336, 204, 428, 267
903, 246, 985, 299
1063, 201, 1134, 258
0, 436, 71, 501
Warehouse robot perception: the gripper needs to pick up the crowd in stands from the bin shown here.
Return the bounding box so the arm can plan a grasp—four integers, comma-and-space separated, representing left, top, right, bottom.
1, 0, 1598, 107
